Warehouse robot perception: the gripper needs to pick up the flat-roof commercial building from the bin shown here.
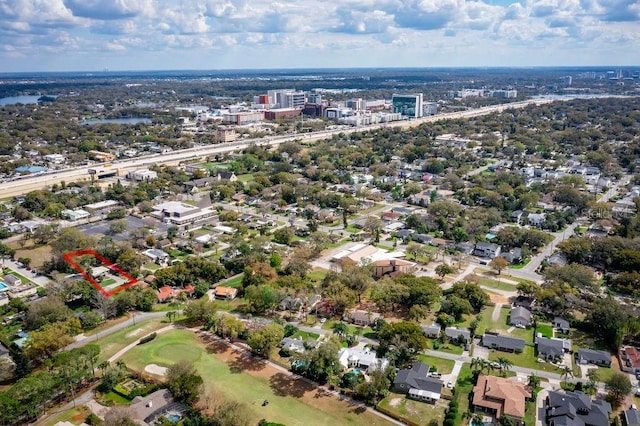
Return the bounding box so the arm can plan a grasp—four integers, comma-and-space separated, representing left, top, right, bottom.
151, 201, 215, 226
392, 93, 424, 118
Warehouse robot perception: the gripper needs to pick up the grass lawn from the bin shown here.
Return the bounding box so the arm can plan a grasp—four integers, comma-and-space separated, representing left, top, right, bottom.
100, 278, 117, 286
427, 340, 464, 355
219, 274, 244, 288
589, 366, 621, 383
142, 262, 160, 271
509, 258, 532, 270
321, 320, 375, 338
307, 269, 328, 283
476, 276, 518, 292
417, 354, 455, 374
452, 363, 474, 425
537, 324, 554, 338
120, 330, 392, 426
93, 318, 170, 362
292, 330, 320, 340
378, 393, 447, 425
488, 346, 563, 374
42, 405, 90, 426
237, 173, 254, 183
463, 306, 511, 335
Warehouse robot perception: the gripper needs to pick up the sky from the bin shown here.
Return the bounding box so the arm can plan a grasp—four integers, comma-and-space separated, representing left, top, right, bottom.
0, 0, 638, 72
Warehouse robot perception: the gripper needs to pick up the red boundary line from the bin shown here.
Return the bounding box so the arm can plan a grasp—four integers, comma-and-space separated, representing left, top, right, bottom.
62, 249, 138, 297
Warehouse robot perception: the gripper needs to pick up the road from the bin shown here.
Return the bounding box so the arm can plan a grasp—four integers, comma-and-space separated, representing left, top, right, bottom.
66, 311, 167, 350
509, 175, 631, 279
0, 98, 557, 198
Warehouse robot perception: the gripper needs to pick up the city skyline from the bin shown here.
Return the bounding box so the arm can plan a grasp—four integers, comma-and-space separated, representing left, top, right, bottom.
0, 0, 639, 72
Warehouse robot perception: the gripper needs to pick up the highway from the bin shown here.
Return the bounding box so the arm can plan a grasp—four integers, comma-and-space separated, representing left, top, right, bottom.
0, 98, 556, 198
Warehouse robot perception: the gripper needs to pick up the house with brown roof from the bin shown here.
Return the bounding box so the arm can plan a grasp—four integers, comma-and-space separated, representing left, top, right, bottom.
214, 286, 238, 300
372, 258, 417, 278
343, 309, 381, 326
472, 374, 530, 425
157, 286, 175, 302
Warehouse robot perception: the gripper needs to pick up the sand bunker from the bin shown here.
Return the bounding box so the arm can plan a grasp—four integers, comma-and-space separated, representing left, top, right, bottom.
144, 364, 168, 376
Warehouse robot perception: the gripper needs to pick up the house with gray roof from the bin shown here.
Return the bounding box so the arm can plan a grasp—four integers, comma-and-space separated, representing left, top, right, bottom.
576, 349, 611, 366
554, 317, 571, 334
445, 327, 471, 343
545, 390, 611, 426
481, 333, 525, 353
624, 408, 640, 426
509, 306, 532, 327
474, 242, 501, 259
392, 362, 444, 403
536, 337, 572, 361
422, 323, 442, 338
280, 337, 309, 354
127, 389, 188, 426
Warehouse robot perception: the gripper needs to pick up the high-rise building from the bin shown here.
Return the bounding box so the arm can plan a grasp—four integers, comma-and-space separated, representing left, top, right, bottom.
392, 94, 424, 118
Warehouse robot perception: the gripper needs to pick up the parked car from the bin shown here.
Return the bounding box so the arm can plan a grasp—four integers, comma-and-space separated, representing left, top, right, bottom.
446, 381, 453, 388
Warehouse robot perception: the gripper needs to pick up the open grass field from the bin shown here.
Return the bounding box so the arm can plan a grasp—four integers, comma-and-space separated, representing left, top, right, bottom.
378, 392, 447, 425
120, 329, 393, 426
94, 318, 170, 362
41, 406, 90, 426
7, 240, 52, 269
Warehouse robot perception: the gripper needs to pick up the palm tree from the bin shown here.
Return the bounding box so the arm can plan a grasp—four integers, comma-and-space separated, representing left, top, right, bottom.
332, 321, 349, 340
471, 357, 485, 372
497, 357, 513, 374
472, 413, 485, 426
528, 374, 541, 390
560, 365, 573, 381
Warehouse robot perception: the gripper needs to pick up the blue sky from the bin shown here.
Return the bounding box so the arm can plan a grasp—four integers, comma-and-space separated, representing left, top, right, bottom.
0, 0, 638, 72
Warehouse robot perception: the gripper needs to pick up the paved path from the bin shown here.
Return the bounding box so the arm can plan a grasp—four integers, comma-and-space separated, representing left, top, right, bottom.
67, 311, 167, 350
491, 303, 503, 322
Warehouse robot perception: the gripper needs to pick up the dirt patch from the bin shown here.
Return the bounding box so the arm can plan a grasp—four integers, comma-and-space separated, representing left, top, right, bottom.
125, 323, 154, 338
7, 240, 52, 269
145, 364, 168, 376
489, 293, 510, 304
388, 398, 401, 407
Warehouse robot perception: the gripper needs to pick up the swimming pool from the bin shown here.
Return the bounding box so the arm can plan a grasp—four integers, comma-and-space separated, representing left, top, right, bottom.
0, 282, 8, 291
165, 413, 182, 423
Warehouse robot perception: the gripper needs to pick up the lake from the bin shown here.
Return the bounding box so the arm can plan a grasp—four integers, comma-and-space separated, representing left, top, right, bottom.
80, 117, 153, 125
0, 95, 44, 106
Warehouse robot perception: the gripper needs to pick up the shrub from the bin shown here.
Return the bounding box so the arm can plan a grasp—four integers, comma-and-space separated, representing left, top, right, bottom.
138, 332, 157, 345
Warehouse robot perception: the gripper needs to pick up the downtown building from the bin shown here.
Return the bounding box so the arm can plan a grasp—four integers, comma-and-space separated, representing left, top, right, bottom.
392, 93, 424, 118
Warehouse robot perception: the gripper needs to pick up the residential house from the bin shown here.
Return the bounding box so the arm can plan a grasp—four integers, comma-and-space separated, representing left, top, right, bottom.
456, 242, 475, 255
157, 286, 175, 302
90, 266, 110, 279
509, 306, 532, 327
624, 408, 640, 426
576, 348, 611, 366
395, 229, 415, 241
338, 347, 389, 372
412, 234, 433, 244
422, 323, 442, 338
381, 211, 401, 222
501, 248, 523, 264
216, 171, 238, 182
536, 337, 571, 361
527, 213, 546, 227
128, 389, 188, 426
474, 242, 501, 259
554, 317, 570, 334
143, 248, 170, 265
545, 390, 611, 426
278, 296, 304, 312
372, 259, 417, 278
510, 210, 524, 224
392, 362, 444, 403
343, 309, 381, 326
472, 374, 530, 425
280, 337, 316, 354
8, 283, 37, 299
214, 286, 238, 300
481, 333, 526, 353
445, 327, 471, 343
619, 346, 640, 373
2, 274, 21, 286
512, 295, 534, 310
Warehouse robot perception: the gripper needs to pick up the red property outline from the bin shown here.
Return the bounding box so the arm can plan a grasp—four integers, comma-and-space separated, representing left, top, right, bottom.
63, 249, 138, 297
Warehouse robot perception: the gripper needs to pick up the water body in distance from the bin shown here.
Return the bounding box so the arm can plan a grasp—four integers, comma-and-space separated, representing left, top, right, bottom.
80, 117, 153, 125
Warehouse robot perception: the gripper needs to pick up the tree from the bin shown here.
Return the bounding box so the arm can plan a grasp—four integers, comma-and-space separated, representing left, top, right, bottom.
25, 319, 80, 363
109, 220, 128, 235
272, 227, 294, 245
560, 365, 573, 381
244, 284, 282, 314
166, 360, 204, 405
406, 242, 425, 260
247, 323, 284, 357
217, 315, 245, 340
516, 281, 539, 299
528, 374, 541, 390
435, 263, 454, 278
496, 357, 513, 374
292, 336, 342, 384
451, 281, 489, 313
490, 257, 510, 275
332, 322, 349, 340
408, 304, 430, 322
17, 257, 31, 268
605, 372, 631, 408
32, 223, 60, 245
184, 298, 217, 325
440, 295, 473, 321
354, 367, 392, 404
585, 297, 627, 350
378, 321, 427, 367
210, 400, 252, 426
104, 407, 137, 426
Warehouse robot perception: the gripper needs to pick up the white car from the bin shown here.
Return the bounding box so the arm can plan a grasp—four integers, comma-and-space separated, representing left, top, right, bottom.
515, 324, 526, 329
320, 318, 327, 324
446, 381, 453, 388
